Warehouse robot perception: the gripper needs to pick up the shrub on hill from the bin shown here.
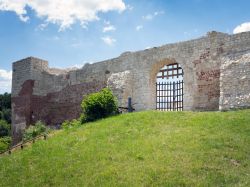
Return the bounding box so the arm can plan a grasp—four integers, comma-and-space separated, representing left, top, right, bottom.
61, 119, 81, 129
81, 88, 118, 122
23, 121, 48, 141
0, 136, 11, 152
0, 119, 11, 152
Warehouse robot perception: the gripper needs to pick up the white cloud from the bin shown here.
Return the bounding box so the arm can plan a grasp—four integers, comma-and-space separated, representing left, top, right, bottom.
0, 69, 12, 93
233, 22, 250, 34
19, 14, 29, 22
126, 4, 133, 11
104, 20, 110, 25
154, 11, 164, 16
71, 64, 83, 69
0, 69, 12, 81
103, 25, 116, 32
101, 36, 116, 46
136, 25, 143, 31
0, 0, 126, 31
142, 11, 164, 21
143, 14, 153, 21
36, 22, 48, 31
103, 20, 116, 32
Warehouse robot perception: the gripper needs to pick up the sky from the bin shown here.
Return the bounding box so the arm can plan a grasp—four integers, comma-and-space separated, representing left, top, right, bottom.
0, 0, 250, 93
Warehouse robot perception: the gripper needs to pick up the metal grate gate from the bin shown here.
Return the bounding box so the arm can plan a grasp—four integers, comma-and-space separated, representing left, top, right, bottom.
156, 63, 184, 111
156, 81, 183, 111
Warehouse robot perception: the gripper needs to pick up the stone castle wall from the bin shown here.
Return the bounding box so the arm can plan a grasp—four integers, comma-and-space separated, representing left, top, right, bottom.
11, 31, 250, 144
220, 52, 250, 110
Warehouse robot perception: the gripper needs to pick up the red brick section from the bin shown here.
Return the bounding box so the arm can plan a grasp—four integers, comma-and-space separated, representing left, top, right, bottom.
195, 69, 220, 110
12, 80, 106, 144
196, 69, 220, 81
11, 80, 34, 144
191, 44, 224, 111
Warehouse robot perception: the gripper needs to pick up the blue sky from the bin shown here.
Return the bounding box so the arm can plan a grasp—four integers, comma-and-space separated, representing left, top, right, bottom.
0, 0, 250, 93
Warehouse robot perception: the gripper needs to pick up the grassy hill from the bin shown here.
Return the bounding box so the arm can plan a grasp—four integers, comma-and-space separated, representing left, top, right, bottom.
0, 110, 250, 186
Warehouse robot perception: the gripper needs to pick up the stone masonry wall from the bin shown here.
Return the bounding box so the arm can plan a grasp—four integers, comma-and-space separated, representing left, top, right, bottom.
219, 52, 250, 110
11, 31, 250, 144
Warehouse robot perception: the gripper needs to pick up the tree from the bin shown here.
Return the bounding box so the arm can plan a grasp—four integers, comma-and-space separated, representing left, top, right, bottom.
0, 92, 11, 111
0, 93, 11, 123
0, 120, 10, 137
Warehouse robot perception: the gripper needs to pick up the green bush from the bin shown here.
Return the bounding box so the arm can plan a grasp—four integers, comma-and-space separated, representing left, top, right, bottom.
0, 120, 10, 137
61, 119, 81, 130
81, 88, 118, 122
0, 136, 11, 152
23, 121, 47, 141
79, 114, 87, 124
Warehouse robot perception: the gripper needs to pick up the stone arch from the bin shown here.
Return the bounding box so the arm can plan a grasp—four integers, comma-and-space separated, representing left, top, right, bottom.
149, 58, 185, 110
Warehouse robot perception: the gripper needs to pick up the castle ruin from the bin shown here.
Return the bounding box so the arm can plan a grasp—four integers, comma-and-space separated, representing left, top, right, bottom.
11, 31, 250, 144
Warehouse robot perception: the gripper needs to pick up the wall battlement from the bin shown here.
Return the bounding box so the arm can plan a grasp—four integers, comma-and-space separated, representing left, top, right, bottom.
11, 31, 250, 144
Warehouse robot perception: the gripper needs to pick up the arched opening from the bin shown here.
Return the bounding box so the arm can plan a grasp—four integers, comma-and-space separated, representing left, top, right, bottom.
156, 63, 184, 111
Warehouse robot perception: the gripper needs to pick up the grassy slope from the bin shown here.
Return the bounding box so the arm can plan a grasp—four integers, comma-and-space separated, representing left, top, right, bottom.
0, 110, 250, 186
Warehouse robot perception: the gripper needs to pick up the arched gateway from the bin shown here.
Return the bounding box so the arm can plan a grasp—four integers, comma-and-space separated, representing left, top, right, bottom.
156, 63, 184, 111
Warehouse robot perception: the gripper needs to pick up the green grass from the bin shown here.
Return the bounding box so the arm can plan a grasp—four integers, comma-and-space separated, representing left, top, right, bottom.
0, 110, 250, 186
